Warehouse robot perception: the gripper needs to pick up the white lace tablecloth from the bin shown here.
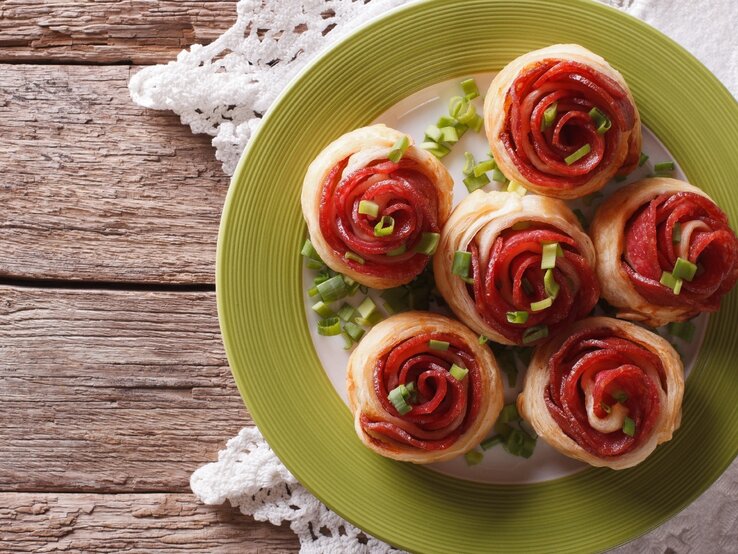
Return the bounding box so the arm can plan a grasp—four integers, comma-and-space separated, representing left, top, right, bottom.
129, 1, 738, 552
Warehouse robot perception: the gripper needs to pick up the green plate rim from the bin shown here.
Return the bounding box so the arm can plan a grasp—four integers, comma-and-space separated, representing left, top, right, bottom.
217, 1, 738, 552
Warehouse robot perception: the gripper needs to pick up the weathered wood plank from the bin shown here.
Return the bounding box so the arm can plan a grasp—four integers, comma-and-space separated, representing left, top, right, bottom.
0, 64, 227, 284
0, 1, 237, 64
0, 285, 248, 492
0, 492, 299, 552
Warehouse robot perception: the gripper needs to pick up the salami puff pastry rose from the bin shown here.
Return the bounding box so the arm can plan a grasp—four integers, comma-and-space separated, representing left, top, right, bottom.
347, 312, 503, 463
484, 44, 641, 199
519, 317, 684, 469
301, 124, 453, 289
591, 178, 738, 327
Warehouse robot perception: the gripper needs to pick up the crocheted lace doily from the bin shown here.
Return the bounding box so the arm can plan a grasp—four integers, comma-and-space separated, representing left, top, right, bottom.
131, 1, 738, 552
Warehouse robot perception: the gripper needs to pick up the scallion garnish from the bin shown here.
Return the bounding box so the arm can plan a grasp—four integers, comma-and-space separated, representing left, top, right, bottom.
344, 321, 365, 342
439, 126, 459, 143
449, 363, 468, 380
452, 251, 472, 278
506, 311, 529, 324
464, 449, 484, 466
541, 242, 561, 269
660, 271, 683, 295
437, 115, 457, 127
469, 115, 484, 132
307, 286, 319, 297
672, 222, 682, 243
473, 159, 497, 177
588, 107, 611, 134
530, 297, 553, 312
337, 303, 356, 322
480, 435, 503, 450
306, 259, 325, 271
668, 320, 696, 342
564, 143, 591, 165
373, 215, 395, 237
639, 152, 649, 167
541, 102, 557, 131
341, 331, 354, 350
358, 200, 379, 218
387, 244, 406, 257
343, 275, 361, 296
462, 152, 476, 175
673, 257, 697, 281
388, 135, 410, 163
522, 325, 548, 344
413, 232, 440, 255
317, 317, 341, 336
311, 301, 335, 318
503, 428, 536, 458
622, 416, 636, 437
491, 168, 507, 183
424, 125, 442, 143
317, 275, 348, 302
344, 251, 365, 264
507, 180, 527, 196
544, 268, 560, 299
612, 390, 629, 403
478, 335, 489, 345
429, 339, 450, 351
463, 173, 490, 193
301, 238, 322, 262
654, 161, 675, 173
461, 78, 480, 100
357, 297, 379, 321
419, 141, 450, 159
387, 385, 412, 415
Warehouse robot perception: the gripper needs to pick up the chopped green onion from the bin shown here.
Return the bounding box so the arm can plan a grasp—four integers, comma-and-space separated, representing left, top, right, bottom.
503, 428, 536, 458
437, 115, 457, 127
654, 161, 675, 173
506, 311, 529, 324
337, 303, 356, 322
672, 222, 682, 243
449, 96, 477, 125
622, 416, 636, 437
387, 244, 407, 257
544, 268, 560, 299
511, 221, 531, 231
464, 449, 484, 466
343, 275, 361, 296
573, 208, 588, 228
541, 242, 561, 269
358, 200, 379, 218
317, 317, 341, 336
357, 297, 378, 320
317, 275, 348, 302
588, 107, 611, 134
449, 363, 468, 380
478, 335, 489, 345
473, 160, 497, 177
461, 78, 479, 99
419, 141, 450, 158
660, 271, 683, 295
307, 286, 319, 297
381, 287, 410, 314
387, 385, 412, 415
373, 215, 395, 237
388, 135, 410, 163
344, 251, 365, 264
429, 339, 450, 351
301, 239, 322, 262
639, 152, 649, 167
311, 301, 335, 318
612, 390, 629, 403
463, 173, 490, 193
531, 297, 553, 312
565, 143, 591, 165
424, 124, 442, 142
452, 251, 472, 278
673, 257, 697, 281
601, 402, 612, 414
314, 272, 330, 286
439, 126, 459, 143
341, 331, 354, 350
507, 180, 527, 196
491, 168, 507, 183
413, 232, 440, 255
344, 321, 365, 342
469, 114, 484, 132
462, 152, 476, 175
306, 259, 325, 271
668, 320, 696, 342
499, 403, 521, 423
522, 325, 548, 345
480, 435, 503, 450
541, 102, 558, 131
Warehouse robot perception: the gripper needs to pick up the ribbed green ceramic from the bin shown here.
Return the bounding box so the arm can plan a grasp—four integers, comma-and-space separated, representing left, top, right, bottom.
217, 1, 738, 551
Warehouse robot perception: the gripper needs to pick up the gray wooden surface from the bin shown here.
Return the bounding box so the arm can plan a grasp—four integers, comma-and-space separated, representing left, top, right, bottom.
0, 2, 735, 552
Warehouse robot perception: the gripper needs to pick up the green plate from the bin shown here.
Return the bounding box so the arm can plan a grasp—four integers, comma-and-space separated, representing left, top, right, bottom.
217, 1, 738, 552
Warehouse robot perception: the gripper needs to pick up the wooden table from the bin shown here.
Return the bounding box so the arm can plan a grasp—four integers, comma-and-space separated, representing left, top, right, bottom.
1, 3, 735, 552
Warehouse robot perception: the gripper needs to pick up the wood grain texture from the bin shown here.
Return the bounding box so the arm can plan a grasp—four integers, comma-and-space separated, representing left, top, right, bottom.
0, 1, 237, 64
0, 285, 247, 492
0, 64, 227, 284
0, 493, 299, 552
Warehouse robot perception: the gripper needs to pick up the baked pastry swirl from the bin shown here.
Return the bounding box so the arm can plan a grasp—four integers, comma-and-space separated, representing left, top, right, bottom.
347, 312, 503, 463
